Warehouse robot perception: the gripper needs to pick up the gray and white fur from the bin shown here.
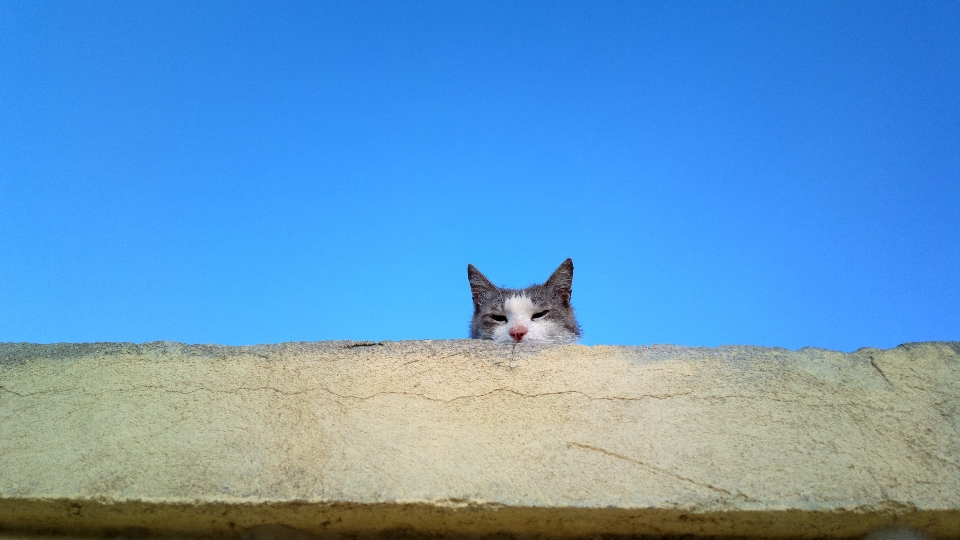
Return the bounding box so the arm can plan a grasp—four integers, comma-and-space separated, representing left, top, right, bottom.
468, 258, 581, 344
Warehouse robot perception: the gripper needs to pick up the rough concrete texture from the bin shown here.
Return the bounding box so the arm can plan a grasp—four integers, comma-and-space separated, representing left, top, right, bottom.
0, 340, 958, 539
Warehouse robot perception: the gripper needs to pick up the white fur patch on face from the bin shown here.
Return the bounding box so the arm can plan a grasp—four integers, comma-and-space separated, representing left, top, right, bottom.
504, 295, 535, 322
490, 293, 567, 344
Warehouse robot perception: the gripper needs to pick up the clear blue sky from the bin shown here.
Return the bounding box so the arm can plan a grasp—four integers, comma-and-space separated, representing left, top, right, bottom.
2, 1, 958, 351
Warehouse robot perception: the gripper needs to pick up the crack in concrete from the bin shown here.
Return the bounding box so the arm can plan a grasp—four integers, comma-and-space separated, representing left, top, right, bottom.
697, 394, 897, 411
1, 385, 913, 411
315, 387, 693, 404
344, 341, 381, 349
0, 386, 24, 397
0, 385, 687, 403
566, 442, 758, 502
869, 356, 895, 389
915, 448, 960, 472
860, 461, 891, 502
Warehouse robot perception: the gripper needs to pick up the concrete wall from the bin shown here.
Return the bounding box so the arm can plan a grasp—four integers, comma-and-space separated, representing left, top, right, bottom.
1, 340, 958, 538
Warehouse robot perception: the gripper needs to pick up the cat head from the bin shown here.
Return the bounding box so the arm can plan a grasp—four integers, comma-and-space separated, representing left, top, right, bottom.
467, 258, 581, 344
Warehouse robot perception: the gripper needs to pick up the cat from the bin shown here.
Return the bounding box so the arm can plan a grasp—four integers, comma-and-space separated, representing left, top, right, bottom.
467, 258, 581, 344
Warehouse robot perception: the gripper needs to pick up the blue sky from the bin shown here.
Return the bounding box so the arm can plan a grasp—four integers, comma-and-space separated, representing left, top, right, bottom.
2, 1, 958, 351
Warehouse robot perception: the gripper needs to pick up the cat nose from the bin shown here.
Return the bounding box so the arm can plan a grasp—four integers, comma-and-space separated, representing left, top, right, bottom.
509, 325, 528, 342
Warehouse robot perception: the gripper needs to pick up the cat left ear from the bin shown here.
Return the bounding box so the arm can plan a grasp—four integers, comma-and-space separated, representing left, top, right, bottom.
544, 258, 574, 305
468, 264, 498, 312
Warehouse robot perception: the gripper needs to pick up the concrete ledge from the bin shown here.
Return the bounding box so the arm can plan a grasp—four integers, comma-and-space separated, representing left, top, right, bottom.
1, 341, 958, 538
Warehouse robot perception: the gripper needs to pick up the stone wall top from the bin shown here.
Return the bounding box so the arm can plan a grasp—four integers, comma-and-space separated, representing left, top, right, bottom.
1, 340, 958, 538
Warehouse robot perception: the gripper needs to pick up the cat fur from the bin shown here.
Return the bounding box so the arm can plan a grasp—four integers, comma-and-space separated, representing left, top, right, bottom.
467, 258, 581, 344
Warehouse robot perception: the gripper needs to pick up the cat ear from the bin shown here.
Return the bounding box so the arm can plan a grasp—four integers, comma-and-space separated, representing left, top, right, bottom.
544, 258, 574, 305
467, 264, 498, 311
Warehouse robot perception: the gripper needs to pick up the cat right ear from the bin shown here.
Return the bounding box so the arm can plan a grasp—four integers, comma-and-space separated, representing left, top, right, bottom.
467, 264, 497, 312
544, 258, 574, 306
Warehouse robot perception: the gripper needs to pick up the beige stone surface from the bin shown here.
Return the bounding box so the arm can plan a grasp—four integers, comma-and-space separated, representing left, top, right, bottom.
0, 340, 958, 538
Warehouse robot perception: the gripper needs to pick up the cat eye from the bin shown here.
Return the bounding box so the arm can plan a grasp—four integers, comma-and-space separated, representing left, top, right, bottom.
532, 310, 550, 319
489, 314, 507, 322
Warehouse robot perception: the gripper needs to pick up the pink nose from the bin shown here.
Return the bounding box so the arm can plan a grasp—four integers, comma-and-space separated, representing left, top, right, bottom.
509, 325, 528, 342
